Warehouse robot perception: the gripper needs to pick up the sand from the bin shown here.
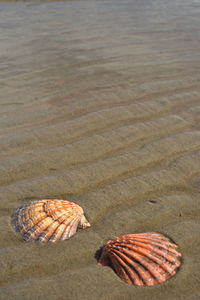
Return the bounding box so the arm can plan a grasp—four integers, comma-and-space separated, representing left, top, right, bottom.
0, 0, 200, 299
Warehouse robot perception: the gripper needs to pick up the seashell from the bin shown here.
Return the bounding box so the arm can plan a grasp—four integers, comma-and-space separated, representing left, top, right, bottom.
12, 199, 90, 243
98, 232, 182, 286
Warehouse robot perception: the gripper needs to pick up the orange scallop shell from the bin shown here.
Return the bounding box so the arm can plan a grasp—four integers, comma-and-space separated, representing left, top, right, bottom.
98, 232, 182, 286
12, 199, 90, 242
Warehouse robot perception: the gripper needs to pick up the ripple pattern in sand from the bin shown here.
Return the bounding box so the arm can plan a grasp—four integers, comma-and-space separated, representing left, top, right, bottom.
0, 1, 200, 300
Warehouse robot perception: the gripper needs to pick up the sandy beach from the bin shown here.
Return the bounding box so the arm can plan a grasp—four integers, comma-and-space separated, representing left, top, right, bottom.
0, 0, 200, 299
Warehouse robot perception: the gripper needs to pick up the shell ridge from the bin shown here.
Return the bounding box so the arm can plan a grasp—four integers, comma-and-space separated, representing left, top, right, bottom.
12, 199, 88, 243
110, 250, 138, 285
22, 216, 54, 241
60, 215, 80, 241
112, 248, 153, 285
121, 236, 178, 249
21, 212, 45, 228
112, 247, 156, 285
38, 211, 77, 242
119, 237, 180, 257
23, 201, 46, 220
48, 222, 69, 242
24, 202, 78, 242
121, 233, 170, 243
44, 200, 82, 220
20, 215, 48, 240
65, 215, 82, 240
114, 245, 170, 285
99, 233, 182, 286
22, 200, 68, 241
48, 209, 76, 223
120, 232, 174, 242
68, 217, 81, 239
131, 232, 170, 241
112, 242, 179, 276
28, 200, 46, 208
36, 219, 62, 242
24, 201, 46, 224
113, 240, 181, 264
25, 212, 48, 231
16, 212, 37, 238
49, 215, 75, 242
56, 213, 77, 241
11, 205, 25, 232
48, 212, 77, 242
19, 202, 48, 240
14, 203, 31, 227
131, 240, 181, 265
44, 200, 65, 219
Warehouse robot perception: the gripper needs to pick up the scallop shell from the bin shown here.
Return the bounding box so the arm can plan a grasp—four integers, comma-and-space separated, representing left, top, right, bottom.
98, 232, 182, 286
12, 199, 90, 243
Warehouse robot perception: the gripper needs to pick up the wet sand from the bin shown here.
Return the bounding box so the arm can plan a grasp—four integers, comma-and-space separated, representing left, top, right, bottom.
0, 0, 200, 299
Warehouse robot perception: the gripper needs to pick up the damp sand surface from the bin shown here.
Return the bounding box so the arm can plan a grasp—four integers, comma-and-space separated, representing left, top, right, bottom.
0, 1, 200, 299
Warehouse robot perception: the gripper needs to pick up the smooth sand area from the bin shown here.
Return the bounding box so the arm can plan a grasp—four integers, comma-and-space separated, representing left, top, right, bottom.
0, 0, 200, 299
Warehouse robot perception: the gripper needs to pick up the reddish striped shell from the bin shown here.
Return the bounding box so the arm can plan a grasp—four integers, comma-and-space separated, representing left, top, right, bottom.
12, 199, 90, 243
98, 232, 182, 286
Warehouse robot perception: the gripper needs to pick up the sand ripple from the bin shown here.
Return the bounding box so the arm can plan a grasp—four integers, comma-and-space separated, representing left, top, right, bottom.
0, 1, 200, 299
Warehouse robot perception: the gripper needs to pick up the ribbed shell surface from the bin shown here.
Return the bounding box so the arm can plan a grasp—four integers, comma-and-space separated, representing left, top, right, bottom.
98, 232, 182, 286
12, 199, 90, 242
